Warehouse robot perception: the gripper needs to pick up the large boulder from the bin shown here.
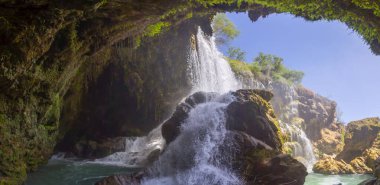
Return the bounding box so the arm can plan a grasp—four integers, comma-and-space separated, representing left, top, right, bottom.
337, 118, 380, 162
243, 153, 307, 185
226, 89, 283, 151
229, 131, 307, 185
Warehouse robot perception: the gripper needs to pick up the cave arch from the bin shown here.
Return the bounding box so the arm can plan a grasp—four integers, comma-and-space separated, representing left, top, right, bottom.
0, 0, 379, 184
208, 1, 380, 55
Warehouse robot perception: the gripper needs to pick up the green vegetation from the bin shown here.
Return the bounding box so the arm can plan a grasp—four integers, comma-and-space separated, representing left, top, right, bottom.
228, 52, 304, 85
143, 22, 171, 37
227, 47, 246, 61
212, 13, 240, 45
213, 12, 304, 85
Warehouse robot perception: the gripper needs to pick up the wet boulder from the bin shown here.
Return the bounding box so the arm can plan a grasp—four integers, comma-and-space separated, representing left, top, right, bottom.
220, 131, 307, 185
226, 89, 283, 151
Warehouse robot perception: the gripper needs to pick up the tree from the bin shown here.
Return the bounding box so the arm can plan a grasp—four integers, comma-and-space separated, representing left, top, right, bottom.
282, 70, 304, 84
253, 52, 272, 76
228, 47, 246, 61
212, 13, 239, 46
252, 52, 304, 84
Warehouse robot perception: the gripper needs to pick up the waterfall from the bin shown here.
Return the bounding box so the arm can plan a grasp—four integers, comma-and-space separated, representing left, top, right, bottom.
281, 122, 316, 171
95, 27, 240, 167
142, 94, 241, 185
187, 27, 240, 93
97, 26, 316, 181
140, 30, 243, 184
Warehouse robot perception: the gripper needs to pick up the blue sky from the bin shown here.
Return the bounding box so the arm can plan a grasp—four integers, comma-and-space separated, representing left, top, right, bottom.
225, 12, 380, 123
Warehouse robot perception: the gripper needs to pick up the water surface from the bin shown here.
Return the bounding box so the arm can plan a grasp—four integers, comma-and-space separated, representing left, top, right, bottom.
25, 159, 138, 185
305, 173, 371, 185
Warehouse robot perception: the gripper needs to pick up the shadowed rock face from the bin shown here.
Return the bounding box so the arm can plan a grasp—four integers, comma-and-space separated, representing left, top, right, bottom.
55, 18, 212, 157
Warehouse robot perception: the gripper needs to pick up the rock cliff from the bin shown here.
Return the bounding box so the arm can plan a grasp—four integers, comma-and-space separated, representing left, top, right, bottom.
313, 117, 380, 175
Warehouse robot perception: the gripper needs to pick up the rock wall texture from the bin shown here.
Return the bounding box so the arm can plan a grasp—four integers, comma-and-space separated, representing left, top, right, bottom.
313, 117, 380, 175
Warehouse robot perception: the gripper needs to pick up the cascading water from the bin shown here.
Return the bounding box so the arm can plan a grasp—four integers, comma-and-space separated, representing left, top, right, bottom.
96, 125, 165, 167
140, 28, 242, 185
142, 94, 241, 185
273, 85, 317, 170
281, 122, 316, 170
187, 27, 240, 93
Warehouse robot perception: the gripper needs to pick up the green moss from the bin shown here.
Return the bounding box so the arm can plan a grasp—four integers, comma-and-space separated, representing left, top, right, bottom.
143, 22, 171, 37
68, 22, 81, 53
94, 0, 108, 9
228, 59, 252, 76
134, 36, 142, 49
341, 127, 346, 144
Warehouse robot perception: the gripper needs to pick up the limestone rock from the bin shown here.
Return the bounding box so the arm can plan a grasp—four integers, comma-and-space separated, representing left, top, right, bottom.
350, 157, 372, 174
313, 157, 355, 174
337, 118, 380, 162
296, 86, 337, 141
315, 124, 345, 155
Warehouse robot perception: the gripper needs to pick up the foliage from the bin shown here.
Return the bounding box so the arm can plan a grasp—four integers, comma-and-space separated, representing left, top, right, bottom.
143, 22, 171, 37
228, 52, 304, 85
212, 13, 240, 46
227, 47, 246, 61
228, 59, 252, 76
253, 52, 304, 84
